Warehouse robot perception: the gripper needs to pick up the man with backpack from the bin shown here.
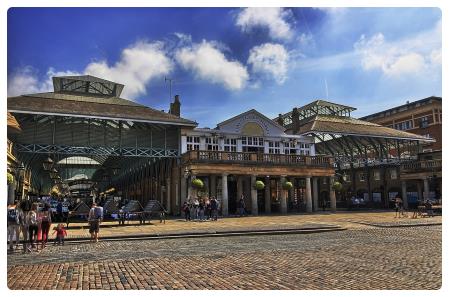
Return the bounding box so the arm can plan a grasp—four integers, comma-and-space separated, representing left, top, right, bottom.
88, 203, 103, 243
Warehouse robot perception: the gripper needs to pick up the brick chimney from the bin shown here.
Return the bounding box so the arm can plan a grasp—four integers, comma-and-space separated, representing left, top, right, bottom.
277, 113, 284, 126
292, 107, 300, 133
169, 95, 181, 117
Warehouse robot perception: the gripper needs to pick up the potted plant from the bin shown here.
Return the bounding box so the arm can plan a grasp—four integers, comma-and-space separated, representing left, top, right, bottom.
332, 181, 343, 192
7, 172, 14, 185
282, 181, 293, 190
191, 178, 204, 189
254, 180, 265, 190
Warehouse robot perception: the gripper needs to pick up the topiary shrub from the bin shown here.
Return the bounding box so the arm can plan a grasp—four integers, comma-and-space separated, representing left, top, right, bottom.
332, 181, 343, 192
254, 180, 265, 190
7, 172, 14, 185
282, 181, 293, 190
191, 178, 204, 189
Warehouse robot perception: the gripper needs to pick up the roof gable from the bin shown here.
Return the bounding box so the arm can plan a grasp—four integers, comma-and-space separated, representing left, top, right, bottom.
216, 109, 286, 136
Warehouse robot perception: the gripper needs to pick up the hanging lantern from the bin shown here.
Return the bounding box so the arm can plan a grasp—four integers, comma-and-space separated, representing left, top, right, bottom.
43, 156, 53, 171
50, 167, 58, 179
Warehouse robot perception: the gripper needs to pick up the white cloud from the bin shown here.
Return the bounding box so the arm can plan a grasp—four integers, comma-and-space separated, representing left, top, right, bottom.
85, 41, 173, 98
247, 43, 289, 84
353, 24, 441, 77
8, 67, 80, 97
8, 40, 173, 100
235, 8, 293, 40
175, 40, 249, 90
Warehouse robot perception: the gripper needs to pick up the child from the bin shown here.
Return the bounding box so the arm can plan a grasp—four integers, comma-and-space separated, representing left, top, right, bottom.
53, 223, 67, 245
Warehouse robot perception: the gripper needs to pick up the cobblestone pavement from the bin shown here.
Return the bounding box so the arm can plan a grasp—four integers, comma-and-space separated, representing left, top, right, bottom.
42, 211, 442, 240
7, 225, 441, 290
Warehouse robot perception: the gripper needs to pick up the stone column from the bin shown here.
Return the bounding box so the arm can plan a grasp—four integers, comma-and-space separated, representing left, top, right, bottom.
264, 176, 271, 214
237, 176, 243, 200
166, 177, 171, 213
280, 176, 287, 214
329, 176, 336, 212
180, 176, 187, 207
417, 181, 423, 202
210, 175, 217, 197
401, 180, 408, 209
312, 177, 319, 212
8, 183, 15, 205
305, 176, 312, 213
251, 175, 258, 215
423, 178, 430, 201
222, 173, 229, 216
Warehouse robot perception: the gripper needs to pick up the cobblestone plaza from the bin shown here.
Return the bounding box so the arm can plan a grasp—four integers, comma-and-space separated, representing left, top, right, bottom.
7, 213, 442, 290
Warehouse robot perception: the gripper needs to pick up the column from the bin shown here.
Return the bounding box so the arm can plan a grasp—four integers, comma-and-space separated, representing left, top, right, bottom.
417, 181, 423, 202
289, 178, 295, 208
329, 176, 336, 212
423, 178, 430, 201
180, 176, 187, 207
210, 175, 217, 197
222, 173, 229, 216
237, 176, 243, 200
166, 177, 171, 213
312, 177, 319, 212
280, 176, 287, 214
8, 183, 15, 205
265, 176, 271, 214
401, 180, 408, 209
305, 176, 312, 213
251, 175, 258, 215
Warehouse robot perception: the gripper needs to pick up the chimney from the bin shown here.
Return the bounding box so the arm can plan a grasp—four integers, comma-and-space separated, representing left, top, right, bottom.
292, 107, 300, 133
169, 94, 181, 117
277, 114, 284, 126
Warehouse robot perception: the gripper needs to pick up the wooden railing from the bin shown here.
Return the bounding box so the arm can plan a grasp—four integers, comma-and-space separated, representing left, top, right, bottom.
401, 159, 442, 172
181, 150, 333, 167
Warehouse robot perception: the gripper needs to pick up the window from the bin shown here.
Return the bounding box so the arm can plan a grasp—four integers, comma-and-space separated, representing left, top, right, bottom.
284, 141, 297, 155
224, 138, 237, 152
300, 143, 311, 155
186, 136, 200, 151
359, 173, 366, 182
268, 141, 281, 154
205, 137, 219, 151
241, 137, 264, 147
419, 116, 429, 128
373, 171, 380, 181
390, 169, 397, 180
394, 120, 413, 131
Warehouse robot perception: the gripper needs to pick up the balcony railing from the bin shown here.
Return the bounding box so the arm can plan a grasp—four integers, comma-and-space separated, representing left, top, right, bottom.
401, 159, 442, 173
181, 150, 333, 167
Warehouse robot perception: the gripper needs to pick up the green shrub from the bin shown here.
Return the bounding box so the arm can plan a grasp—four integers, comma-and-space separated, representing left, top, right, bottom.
7, 172, 14, 185
254, 180, 265, 190
191, 178, 204, 189
282, 181, 293, 190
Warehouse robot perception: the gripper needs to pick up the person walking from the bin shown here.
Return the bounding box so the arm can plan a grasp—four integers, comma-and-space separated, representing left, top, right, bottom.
52, 223, 67, 245
394, 196, 403, 218
88, 203, 103, 243
238, 194, 246, 217
198, 199, 205, 221
18, 199, 32, 253
27, 203, 39, 252
182, 201, 191, 221
39, 203, 52, 249
205, 197, 211, 220
7, 204, 20, 251
56, 199, 64, 222
210, 196, 218, 221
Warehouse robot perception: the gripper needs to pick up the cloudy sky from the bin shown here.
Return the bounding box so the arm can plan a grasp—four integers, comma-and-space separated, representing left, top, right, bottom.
8, 7, 442, 127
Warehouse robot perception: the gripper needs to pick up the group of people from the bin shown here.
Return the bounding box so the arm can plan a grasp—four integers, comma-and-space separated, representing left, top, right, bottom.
7, 200, 67, 253
182, 196, 219, 221
7, 199, 105, 252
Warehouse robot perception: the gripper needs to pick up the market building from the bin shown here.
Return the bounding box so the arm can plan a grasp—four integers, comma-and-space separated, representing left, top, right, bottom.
7, 75, 436, 215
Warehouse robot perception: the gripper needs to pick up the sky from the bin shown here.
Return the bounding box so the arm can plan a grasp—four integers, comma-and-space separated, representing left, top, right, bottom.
7, 7, 442, 128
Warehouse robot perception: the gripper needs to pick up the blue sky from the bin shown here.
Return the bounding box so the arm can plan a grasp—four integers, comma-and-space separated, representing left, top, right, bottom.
8, 7, 442, 127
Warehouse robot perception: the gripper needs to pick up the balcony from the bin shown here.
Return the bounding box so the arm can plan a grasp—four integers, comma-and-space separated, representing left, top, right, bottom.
181, 150, 333, 168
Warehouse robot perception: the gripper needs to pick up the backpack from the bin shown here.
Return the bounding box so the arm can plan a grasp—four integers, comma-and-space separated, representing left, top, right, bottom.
94, 206, 103, 220
7, 209, 17, 223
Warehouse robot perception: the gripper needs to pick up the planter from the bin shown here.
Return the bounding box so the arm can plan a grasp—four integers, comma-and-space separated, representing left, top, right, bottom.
7, 172, 14, 185
282, 181, 293, 190
254, 180, 265, 190
191, 178, 204, 189
332, 181, 343, 192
